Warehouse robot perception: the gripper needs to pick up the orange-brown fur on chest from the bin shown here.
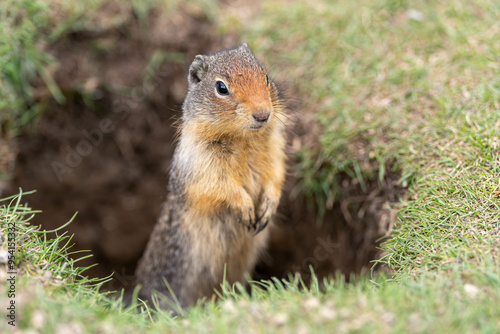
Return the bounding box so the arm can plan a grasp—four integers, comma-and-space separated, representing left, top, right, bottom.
181, 119, 285, 217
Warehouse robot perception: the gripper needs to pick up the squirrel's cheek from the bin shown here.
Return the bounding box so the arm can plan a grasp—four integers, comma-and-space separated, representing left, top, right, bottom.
233, 105, 249, 117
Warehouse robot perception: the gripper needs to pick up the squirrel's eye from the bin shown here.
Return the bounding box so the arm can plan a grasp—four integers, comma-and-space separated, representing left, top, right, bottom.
265, 75, 269, 86
216, 81, 229, 96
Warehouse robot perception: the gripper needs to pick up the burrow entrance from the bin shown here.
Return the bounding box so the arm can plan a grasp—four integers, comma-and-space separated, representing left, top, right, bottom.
4, 5, 404, 290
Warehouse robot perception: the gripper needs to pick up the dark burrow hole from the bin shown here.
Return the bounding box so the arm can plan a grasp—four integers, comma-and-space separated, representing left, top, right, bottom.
5, 7, 404, 291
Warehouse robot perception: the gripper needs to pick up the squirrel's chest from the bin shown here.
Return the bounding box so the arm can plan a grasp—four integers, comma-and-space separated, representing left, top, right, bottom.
207, 138, 268, 169
226, 145, 268, 186
179, 137, 274, 204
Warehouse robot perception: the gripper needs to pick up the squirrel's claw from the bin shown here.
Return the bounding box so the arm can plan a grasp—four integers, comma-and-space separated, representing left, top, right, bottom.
239, 205, 256, 231
241, 211, 268, 234
253, 214, 269, 235
251, 195, 277, 235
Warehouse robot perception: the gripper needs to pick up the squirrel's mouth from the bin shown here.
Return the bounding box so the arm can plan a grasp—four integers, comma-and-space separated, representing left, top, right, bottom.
249, 122, 267, 130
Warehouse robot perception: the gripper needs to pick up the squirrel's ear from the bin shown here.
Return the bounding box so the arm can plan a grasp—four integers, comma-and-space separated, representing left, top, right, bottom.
239, 43, 253, 54
188, 55, 208, 85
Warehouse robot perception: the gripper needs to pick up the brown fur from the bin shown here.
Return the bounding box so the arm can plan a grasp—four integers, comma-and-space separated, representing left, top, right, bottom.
135, 44, 287, 310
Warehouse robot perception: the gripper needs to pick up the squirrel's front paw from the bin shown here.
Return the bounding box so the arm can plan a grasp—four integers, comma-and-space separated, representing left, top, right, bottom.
254, 196, 277, 234
239, 205, 256, 231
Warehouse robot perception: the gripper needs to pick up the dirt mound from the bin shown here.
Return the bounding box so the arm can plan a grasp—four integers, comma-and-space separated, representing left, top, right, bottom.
7, 5, 403, 289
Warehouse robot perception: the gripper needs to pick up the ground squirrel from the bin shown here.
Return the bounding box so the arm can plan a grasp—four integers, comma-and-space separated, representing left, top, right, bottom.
135, 44, 287, 310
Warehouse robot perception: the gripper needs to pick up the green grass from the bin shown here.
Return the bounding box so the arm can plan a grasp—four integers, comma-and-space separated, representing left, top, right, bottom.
0, 191, 498, 332
1, 0, 62, 134
1, 0, 500, 332
241, 0, 500, 209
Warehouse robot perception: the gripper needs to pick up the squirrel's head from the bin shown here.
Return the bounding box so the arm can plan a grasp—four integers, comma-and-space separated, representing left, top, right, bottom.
183, 44, 282, 137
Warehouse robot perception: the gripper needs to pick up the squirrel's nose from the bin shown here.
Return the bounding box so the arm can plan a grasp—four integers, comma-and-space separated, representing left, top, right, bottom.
253, 112, 270, 123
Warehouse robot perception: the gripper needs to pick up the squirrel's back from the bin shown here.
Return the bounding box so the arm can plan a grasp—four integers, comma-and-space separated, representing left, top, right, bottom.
136, 44, 287, 310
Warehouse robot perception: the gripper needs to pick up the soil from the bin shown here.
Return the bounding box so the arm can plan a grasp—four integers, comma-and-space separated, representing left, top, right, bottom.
5, 3, 404, 290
